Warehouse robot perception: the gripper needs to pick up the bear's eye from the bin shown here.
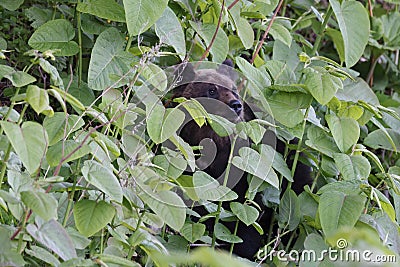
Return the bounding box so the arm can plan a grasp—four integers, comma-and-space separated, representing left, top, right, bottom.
208, 87, 217, 96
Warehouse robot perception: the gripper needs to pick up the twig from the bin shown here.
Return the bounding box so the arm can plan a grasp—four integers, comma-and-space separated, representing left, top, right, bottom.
199, 0, 226, 61
228, 0, 239, 10
251, 0, 285, 64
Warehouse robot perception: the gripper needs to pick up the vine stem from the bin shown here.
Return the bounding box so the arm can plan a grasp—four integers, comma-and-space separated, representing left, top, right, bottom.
250, 0, 285, 64
311, 6, 333, 56
199, 0, 225, 61
211, 135, 238, 248
76, 0, 83, 86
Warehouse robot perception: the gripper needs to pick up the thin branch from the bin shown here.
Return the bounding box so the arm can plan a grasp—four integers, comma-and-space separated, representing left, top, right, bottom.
228, 0, 239, 10
250, 0, 285, 64
199, 0, 226, 61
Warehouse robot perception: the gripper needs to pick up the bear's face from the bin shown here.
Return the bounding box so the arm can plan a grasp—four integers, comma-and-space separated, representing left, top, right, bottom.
171, 65, 243, 118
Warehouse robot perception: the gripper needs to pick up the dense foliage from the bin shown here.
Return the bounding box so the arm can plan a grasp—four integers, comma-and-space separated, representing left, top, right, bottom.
0, 0, 400, 266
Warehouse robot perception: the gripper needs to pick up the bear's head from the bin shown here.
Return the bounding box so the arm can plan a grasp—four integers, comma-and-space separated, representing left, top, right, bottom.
170, 60, 244, 118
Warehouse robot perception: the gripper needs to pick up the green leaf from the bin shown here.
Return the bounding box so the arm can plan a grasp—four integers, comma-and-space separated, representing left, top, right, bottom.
82, 161, 123, 203
230, 202, 259, 226
189, 21, 229, 63
326, 28, 345, 64
279, 189, 301, 231
364, 129, 400, 152
0, 0, 24, 11
28, 19, 79, 56
269, 23, 292, 47
26, 219, 77, 260
181, 223, 206, 243
0, 121, 48, 175
25, 246, 60, 267
232, 146, 279, 188
381, 12, 400, 49
326, 113, 360, 153
140, 63, 168, 91
214, 223, 242, 243
319, 191, 366, 237
43, 112, 85, 146
333, 153, 371, 180
304, 67, 342, 105
305, 126, 341, 157
228, 4, 254, 49
77, 0, 125, 22
94, 254, 141, 267
46, 140, 91, 167
88, 27, 134, 90
21, 191, 58, 221
73, 200, 116, 237
193, 171, 238, 202
155, 7, 186, 59
26, 85, 53, 116
3, 71, 36, 87
147, 105, 185, 144
330, 0, 369, 67
39, 58, 64, 89
138, 185, 186, 231
236, 121, 266, 145
268, 92, 312, 128
123, 0, 168, 36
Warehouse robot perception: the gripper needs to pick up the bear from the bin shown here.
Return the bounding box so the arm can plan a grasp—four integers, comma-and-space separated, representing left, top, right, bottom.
168, 60, 312, 259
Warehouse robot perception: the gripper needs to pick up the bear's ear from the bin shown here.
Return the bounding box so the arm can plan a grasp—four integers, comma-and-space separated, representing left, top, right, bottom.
217, 59, 238, 82
172, 62, 196, 86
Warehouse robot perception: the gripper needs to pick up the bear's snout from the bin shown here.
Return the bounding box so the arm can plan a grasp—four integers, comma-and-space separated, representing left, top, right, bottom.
229, 99, 242, 115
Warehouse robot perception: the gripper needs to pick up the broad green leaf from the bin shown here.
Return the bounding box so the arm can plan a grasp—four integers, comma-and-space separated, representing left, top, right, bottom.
326, 113, 360, 153
0, 227, 26, 266
0, 64, 14, 79
46, 140, 91, 167
21, 191, 58, 221
319, 191, 366, 237
138, 185, 186, 231
0, 121, 47, 175
94, 254, 141, 267
263, 144, 293, 182
82, 161, 123, 203
230, 202, 259, 226
304, 67, 342, 105
88, 27, 134, 90
330, 0, 369, 67
279, 189, 301, 231
25, 246, 60, 267
333, 153, 371, 180
153, 153, 186, 180
193, 171, 238, 202
269, 23, 292, 47
381, 12, 400, 49
326, 28, 345, 64
140, 63, 167, 91
155, 7, 186, 59
305, 126, 340, 157
26, 219, 77, 260
189, 21, 229, 63
3, 71, 36, 87
28, 19, 79, 56
264, 60, 296, 85
50, 87, 86, 111
26, 85, 53, 116
181, 223, 206, 243
77, 0, 125, 22
232, 146, 279, 188
235, 57, 270, 90
74, 200, 116, 237
268, 92, 312, 128
364, 129, 400, 152
39, 58, 64, 89
123, 0, 168, 36
236, 121, 266, 145
228, 4, 254, 49
0, 0, 24, 11
43, 112, 85, 146
214, 223, 242, 243
147, 105, 185, 144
